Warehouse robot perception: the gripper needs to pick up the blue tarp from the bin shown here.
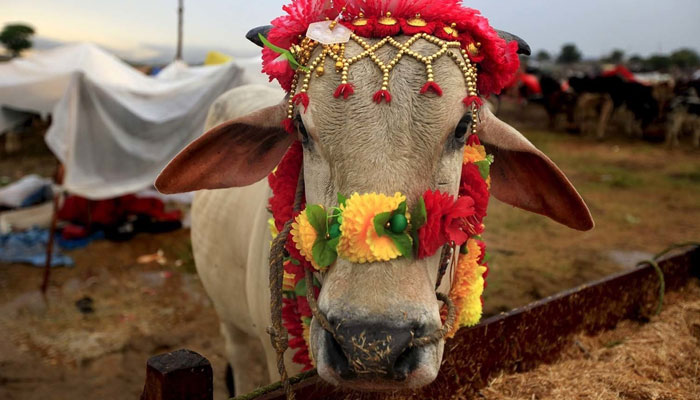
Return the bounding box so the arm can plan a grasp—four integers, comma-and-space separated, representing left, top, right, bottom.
0, 227, 74, 267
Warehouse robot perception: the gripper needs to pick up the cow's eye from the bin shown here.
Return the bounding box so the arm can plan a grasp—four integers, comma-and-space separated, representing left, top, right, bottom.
295, 115, 310, 145
454, 113, 472, 142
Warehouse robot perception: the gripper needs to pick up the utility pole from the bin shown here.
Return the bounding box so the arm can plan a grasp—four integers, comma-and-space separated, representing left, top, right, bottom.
175, 0, 183, 60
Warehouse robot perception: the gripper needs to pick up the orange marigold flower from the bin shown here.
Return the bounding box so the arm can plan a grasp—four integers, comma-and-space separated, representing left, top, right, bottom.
446, 239, 487, 338
291, 210, 321, 270
463, 143, 487, 164
337, 192, 406, 263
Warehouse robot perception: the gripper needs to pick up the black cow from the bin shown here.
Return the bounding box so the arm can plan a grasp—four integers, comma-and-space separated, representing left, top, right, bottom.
568, 75, 659, 138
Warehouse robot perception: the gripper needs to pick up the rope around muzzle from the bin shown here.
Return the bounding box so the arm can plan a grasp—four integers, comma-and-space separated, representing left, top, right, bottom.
269, 171, 458, 399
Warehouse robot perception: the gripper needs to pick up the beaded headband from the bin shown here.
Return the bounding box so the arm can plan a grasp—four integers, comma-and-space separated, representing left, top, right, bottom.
260, 0, 520, 136
282, 30, 482, 136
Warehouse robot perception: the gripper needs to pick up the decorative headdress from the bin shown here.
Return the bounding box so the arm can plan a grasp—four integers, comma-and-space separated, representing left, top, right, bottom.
257, 0, 525, 371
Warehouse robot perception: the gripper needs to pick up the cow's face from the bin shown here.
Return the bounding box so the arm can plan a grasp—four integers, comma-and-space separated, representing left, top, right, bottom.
156, 38, 593, 393
297, 37, 469, 389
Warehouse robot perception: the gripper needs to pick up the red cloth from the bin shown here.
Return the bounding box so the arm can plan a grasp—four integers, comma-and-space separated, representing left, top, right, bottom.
602, 65, 637, 83
59, 194, 181, 228
519, 73, 542, 94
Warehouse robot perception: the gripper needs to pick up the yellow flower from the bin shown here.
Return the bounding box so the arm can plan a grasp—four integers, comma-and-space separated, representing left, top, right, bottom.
302, 322, 314, 365
291, 210, 321, 270
463, 143, 486, 164
282, 265, 296, 292
268, 217, 279, 240
446, 239, 486, 338
337, 192, 406, 263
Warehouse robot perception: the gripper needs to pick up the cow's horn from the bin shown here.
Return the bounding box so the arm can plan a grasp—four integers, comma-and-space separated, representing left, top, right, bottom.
495, 30, 531, 56
247, 24, 531, 56
246, 25, 273, 47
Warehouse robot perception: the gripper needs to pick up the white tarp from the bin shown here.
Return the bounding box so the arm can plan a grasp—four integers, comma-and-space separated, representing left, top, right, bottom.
0, 43, 273, 199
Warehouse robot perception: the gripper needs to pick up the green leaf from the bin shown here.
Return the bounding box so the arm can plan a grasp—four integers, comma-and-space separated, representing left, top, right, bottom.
411, 197, 427, 230
327, 236, 340, 251
294, 279, 307, 297
373, 211, 392, 237
475, 159, 491, 180
337, 193, 347, 206
396, 201, 407, 216
411, 230, 420, 255
306, 205, 327, 236
258, 33, 309, 72
312, 238, 337, 268
387, 232, 413, 259
259, 33, 288, 54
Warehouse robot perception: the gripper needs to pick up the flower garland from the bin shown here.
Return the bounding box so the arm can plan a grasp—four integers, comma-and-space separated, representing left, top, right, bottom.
267, 135, 491, 370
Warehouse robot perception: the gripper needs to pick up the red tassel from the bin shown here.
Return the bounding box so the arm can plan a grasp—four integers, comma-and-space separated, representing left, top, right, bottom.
282, 118, 295, 135
348, 18, 376, 38
292, 92, 309, 112
373, 89, 392, 104
463, 96, 484, 108
467, 134, 481, 146
333, 83, 355, 99
399, 20, 436, 36
373, 23, 401, 37
420, 81, 443, 96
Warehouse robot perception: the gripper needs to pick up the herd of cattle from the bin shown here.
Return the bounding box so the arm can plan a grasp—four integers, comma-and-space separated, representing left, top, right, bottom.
508, 68, 700, 148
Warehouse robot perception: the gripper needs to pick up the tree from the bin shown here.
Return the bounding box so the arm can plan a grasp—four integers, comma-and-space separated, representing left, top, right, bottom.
603, 49, 625, 64
557, 43, 582, 64
535, 50, 551, 62
646, 54, 672, 71
669, 48, 700, 69
0, 24, 35, 57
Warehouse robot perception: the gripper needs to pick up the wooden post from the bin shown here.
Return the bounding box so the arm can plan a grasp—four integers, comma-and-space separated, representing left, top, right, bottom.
175, 0, 184, 60
41, 163, 63, 295
141, 349, 213, 400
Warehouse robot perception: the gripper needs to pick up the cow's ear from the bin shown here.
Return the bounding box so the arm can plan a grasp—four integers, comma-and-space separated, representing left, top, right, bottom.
477, 107, 594, 231
155, 102, 294, 194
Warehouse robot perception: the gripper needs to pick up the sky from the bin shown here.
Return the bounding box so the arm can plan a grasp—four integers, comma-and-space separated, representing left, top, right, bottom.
1, 0, 699, 64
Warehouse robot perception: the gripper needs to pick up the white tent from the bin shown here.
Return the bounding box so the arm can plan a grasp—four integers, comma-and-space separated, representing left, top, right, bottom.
0, 43, 276, 199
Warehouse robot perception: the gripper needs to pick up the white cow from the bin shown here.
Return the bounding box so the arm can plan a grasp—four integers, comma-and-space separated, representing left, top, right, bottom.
158, 34, 592, 396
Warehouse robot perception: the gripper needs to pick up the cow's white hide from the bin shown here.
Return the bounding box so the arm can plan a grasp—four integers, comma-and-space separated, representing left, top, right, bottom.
190, 85, 299, 393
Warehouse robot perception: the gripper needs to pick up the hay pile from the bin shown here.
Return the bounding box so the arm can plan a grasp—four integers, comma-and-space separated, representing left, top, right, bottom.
477, 281, 700, 400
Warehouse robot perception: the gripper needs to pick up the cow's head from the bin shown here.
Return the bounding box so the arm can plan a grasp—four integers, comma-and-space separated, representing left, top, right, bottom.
156, 25, 592, 391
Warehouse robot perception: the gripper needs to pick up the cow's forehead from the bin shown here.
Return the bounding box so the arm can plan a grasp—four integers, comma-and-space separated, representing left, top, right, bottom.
302, 36, 467, 150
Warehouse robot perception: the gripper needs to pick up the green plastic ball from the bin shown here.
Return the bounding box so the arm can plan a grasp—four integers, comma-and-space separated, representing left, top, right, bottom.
389, 214, 407, 233
329, 223, 341, 239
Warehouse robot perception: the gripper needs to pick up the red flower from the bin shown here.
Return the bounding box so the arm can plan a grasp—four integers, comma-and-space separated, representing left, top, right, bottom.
444, 196, 475, 246
459, 163, 489, 231
418, 190, 453, 258
268, 142, 304, 232
418, 190, 475, 257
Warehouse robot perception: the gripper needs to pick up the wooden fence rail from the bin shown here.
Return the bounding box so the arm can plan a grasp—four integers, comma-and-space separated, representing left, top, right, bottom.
140, 244, 699, 400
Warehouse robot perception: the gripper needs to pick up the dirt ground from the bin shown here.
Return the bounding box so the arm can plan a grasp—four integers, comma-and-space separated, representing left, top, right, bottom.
1, 103, 698, 399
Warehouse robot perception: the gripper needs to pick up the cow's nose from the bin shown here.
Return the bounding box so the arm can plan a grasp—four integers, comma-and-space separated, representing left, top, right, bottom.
322, 322, 423, 381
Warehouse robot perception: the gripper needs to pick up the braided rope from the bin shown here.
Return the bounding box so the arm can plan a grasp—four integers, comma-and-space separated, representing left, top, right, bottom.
268, 171, 305, 400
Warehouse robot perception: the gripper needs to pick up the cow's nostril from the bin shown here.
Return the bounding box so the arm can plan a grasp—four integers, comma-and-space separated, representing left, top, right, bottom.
323, 329, 354, 379
392, 345, 420, 381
